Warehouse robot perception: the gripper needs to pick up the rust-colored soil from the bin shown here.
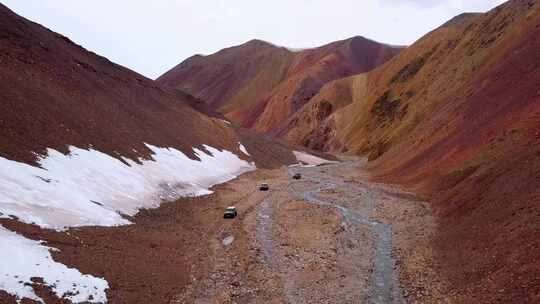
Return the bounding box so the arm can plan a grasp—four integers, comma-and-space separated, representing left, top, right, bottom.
2, 0, 540, 302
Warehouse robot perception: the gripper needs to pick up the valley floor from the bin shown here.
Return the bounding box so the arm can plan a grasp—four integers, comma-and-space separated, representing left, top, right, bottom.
1, 159, 446, 304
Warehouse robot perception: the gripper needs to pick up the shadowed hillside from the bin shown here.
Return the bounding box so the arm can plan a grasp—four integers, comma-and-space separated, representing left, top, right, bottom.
2, 0, 539, 302
0, 4, 295, 168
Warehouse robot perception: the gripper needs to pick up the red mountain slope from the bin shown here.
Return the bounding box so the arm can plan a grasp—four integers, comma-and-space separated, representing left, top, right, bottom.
157, 37, 402, 133
283, 0, 540, 302
0, 4, 295, 167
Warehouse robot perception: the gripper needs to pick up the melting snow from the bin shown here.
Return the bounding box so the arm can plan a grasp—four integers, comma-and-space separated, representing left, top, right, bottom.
0, 144, 255, 229
293, 151, 335, 166
238, 142, 250, 156
0, 144, 255, 302
0, 226, 108, 303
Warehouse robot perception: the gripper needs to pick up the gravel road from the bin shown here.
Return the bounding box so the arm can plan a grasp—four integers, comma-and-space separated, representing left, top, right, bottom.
254, 161, 406, 303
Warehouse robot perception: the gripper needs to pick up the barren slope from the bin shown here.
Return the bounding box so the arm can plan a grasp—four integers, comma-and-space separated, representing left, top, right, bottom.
283, 0, 540, 302
0, 4, 296, 167
0, 5, 221, 164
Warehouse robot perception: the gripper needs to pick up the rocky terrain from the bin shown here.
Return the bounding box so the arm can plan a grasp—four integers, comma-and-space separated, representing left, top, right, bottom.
0, 4, 295, 167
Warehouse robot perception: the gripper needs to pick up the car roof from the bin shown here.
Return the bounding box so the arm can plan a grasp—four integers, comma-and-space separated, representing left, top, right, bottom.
227, 206, 236, 209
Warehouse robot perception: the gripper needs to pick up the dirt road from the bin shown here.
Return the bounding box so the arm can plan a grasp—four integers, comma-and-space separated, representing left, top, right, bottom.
171, 159, 444, 304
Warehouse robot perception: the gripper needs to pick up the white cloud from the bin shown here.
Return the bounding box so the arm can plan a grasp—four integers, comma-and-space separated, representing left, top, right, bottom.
2, 0, 507, 79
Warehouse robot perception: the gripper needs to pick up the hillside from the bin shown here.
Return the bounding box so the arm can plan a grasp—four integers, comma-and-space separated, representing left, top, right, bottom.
282, 0, 540, 302
157, 37, 402, 133
0, 4, 235, 166
0, 4, 297, 303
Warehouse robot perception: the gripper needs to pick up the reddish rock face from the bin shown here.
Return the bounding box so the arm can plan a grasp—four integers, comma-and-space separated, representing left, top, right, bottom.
2, 0, 539, 302
156, 37, 402, 134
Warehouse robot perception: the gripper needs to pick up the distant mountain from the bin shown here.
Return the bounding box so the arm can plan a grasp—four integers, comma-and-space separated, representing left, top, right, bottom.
157, 37, 402, 133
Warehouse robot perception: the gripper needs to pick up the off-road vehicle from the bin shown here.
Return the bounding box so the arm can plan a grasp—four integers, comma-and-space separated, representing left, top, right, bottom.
223, 206, 237, 219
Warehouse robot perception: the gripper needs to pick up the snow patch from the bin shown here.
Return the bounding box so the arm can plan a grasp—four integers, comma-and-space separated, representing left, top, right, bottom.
238, 142, 250, 156
0, 225, 108, 303
0, 144, 255, 230
383, 43, 408, 49
293, 151, 335, 166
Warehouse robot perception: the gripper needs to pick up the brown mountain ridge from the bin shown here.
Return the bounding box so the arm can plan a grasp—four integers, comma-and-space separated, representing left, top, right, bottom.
1, 0, 539, 303
157, 36, 402, 134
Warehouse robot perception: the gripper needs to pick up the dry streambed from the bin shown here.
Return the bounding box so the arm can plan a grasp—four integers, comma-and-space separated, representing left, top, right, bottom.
175, 159, 440, 303
252, 162, 408, 303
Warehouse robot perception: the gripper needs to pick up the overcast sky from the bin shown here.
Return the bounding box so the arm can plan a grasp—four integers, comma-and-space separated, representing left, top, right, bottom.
2, 0, 506, 79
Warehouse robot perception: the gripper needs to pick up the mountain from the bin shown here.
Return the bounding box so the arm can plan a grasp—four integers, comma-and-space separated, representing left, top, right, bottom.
2, 0, 539, 302
282, 0, 540, 302
157, 37, 402, 133
0, 6, 223, 165
0, 3, 298, 168
0, 4, 297, 303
